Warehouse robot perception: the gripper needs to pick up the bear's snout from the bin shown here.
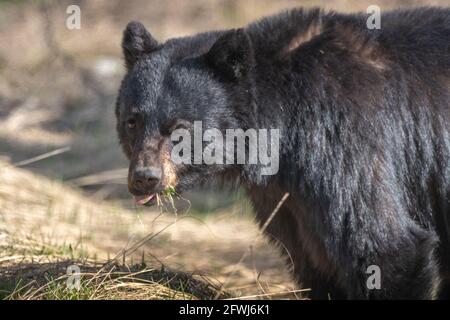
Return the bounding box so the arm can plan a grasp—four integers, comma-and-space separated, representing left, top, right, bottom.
129, 166, 162, 195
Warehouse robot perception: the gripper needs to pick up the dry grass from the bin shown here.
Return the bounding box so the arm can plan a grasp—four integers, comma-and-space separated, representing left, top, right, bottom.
0, 161, 297, 299
0, 161, 219, 299
0, 245, 224, 300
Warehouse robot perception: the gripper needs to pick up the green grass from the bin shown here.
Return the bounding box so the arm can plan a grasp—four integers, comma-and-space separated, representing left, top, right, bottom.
0, 237, 228, 300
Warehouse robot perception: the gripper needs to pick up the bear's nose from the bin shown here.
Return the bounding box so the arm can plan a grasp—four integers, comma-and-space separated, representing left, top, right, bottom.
131, 166, 161, 193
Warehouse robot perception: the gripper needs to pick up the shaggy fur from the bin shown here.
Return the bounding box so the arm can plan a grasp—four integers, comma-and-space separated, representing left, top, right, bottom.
116, 7, 450, 299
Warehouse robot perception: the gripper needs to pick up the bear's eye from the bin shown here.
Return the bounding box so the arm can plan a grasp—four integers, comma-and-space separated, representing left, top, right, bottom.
173, 122, 188, 131
162, 119, 191, 135
127, 118, 136, 129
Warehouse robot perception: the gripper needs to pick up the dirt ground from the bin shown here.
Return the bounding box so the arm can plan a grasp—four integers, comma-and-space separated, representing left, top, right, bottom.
0, 162, 296, 299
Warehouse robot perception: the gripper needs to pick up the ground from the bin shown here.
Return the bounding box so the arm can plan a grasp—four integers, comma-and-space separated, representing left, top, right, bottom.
0, 162, 297, 299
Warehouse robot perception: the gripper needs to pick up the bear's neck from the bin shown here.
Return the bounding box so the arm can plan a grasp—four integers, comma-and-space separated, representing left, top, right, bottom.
245, 39, 335, 191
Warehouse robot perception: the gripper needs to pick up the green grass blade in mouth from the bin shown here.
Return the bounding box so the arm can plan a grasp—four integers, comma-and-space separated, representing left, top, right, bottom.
163, 185, 176, 197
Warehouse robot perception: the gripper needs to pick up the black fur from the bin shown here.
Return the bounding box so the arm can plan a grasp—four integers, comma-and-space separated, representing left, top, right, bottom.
116, 7, 450, 299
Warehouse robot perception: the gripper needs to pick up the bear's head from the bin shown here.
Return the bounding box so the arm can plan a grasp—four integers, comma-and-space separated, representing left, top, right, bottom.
116, 22, 256, 205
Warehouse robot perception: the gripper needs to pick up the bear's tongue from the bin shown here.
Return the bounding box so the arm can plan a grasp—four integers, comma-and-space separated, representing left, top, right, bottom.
134, 194, 155, 205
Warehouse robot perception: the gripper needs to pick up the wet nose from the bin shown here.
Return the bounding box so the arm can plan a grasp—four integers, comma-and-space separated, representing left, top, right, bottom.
131, 166, 161, 193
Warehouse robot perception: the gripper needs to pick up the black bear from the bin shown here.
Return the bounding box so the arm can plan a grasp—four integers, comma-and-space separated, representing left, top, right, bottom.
115, 7, 450, 299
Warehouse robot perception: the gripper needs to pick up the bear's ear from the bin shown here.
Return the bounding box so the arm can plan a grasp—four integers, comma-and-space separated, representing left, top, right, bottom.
122, 21, 158, 70
205, 29, 253, 81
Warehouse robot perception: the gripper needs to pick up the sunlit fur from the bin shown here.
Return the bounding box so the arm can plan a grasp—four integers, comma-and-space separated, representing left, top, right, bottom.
116, 7, 450, 299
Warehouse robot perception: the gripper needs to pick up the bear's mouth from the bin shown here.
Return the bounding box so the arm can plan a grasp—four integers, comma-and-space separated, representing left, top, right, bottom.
133, 185, 178, 207
134, 194, 156, 206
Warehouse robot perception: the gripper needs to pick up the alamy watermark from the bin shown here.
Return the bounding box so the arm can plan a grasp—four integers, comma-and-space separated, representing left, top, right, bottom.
66, 264, 81, 290
170, 121, 280, 176
66, 5, 81, 30
366, 5, 381, 30
366, 265, 381, 290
